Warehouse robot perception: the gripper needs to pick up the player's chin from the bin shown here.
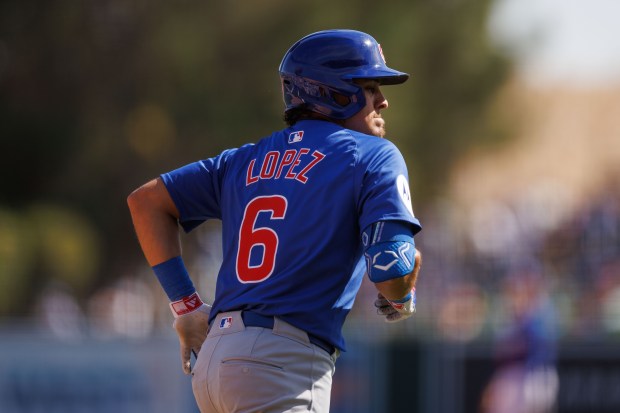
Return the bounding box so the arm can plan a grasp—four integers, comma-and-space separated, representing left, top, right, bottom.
374, 120, 386, 138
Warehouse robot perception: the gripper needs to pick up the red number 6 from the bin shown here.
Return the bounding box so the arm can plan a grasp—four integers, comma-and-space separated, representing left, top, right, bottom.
236, 195, 288, 283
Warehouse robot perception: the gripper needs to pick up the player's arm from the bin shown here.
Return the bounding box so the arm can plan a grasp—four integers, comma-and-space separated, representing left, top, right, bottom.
375, 247, 421, 300
127, 177, 182, 265
362, 220, 422, 323
127, 177, 210, 374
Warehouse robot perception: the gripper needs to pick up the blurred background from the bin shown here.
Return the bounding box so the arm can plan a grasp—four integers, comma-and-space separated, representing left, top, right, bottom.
1, 0, 619, 412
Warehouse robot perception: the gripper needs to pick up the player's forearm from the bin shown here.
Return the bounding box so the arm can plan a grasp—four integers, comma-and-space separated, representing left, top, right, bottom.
127, 178, 182, 266
130, 207, 182, 266
374, 248, 421, 300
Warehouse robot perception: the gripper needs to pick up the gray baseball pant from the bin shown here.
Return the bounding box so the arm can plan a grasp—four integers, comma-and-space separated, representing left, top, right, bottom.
192, 311, 338, 413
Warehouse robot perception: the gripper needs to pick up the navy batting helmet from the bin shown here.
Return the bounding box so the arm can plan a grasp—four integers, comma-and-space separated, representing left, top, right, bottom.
279, 29, 409, 119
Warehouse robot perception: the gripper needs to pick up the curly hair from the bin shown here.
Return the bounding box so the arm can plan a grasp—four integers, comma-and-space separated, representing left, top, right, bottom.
283, 104, 315, 127
283, 96, 350, 127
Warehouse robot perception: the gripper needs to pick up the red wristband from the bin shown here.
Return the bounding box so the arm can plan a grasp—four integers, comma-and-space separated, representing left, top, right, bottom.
169, 292, 204, 318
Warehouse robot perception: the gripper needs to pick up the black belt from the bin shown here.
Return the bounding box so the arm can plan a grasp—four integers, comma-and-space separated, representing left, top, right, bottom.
241, 311, 335, 355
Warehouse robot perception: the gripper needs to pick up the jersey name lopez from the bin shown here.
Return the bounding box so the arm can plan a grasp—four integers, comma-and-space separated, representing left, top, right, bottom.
246, 148, 326, 185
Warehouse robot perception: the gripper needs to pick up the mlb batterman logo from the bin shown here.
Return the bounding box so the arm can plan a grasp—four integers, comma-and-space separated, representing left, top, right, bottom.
220, 316, 233, 329
288, 130, 304, 144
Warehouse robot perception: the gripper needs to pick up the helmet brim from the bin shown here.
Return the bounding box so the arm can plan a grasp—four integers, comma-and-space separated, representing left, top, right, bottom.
343, 67, 409, 85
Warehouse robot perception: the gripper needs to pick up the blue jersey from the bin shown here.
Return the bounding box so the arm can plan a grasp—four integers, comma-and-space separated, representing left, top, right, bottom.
161, 119, 421, 351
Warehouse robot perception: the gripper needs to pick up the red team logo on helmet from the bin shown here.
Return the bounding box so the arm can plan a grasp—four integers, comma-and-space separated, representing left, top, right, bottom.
378, 44, 386, 63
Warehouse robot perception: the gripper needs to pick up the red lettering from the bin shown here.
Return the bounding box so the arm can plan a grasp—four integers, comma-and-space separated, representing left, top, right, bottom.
247, 148, 325, 185
286, 148, 310, 179
295, 150, 325, 183
260, 151, 279, 179
275, 150, 297, 179
246, 159, 259, 185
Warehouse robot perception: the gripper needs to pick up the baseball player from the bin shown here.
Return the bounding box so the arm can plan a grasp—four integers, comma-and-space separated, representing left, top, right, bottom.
128, 29, 422, 412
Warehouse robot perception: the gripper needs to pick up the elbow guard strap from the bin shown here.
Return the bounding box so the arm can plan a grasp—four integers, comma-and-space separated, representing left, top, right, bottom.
362, 221, 416, 283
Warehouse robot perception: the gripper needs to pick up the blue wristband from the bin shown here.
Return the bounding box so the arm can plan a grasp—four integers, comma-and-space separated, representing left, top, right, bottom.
152, 256, 196, 301
390, 292, 412, 304
389, 288, 416, 304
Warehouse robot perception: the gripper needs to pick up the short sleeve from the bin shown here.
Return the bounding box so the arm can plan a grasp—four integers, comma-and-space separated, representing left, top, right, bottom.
356, 139, 421, 234
161, 149, 236, 232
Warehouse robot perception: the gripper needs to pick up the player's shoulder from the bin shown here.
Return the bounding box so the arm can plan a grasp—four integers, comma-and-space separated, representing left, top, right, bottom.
209, 143, 254, 166
346, 130, 403, 162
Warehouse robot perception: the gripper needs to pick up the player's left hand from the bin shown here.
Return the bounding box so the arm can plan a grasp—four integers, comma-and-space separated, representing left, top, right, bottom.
375, 289, 416, 323
171, 294, 211, 375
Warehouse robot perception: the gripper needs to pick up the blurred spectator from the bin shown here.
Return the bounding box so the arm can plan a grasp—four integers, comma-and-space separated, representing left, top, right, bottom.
437, 282, 488, 342
37, 281, 87, 340
88, 276, 155, 339
479, 267, 559, 413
